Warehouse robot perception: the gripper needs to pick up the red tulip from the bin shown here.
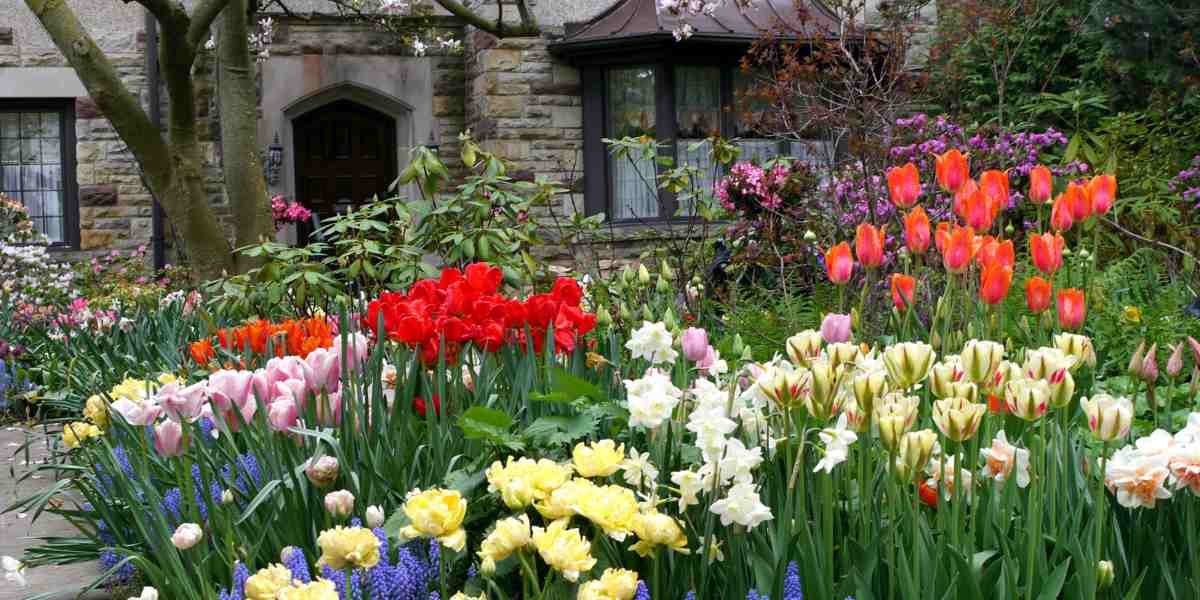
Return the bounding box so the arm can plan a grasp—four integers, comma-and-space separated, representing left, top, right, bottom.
963, 187, 996, 232
1056, 288, 1086, 330
935, 149, 970, 193
979, 170, 1010, 207
934, 221, 950, 255
918, 481, 939, 508
953, 179, 979, 220
1050, 194, 1074, 232
825, 242, 854, 285
413, 394, 442, 417
941, 225, 976, 274
987, 393, 1007, 415
976, 236, 1014, 270
1028, 232, 1064, 275
904, 206, 931, 255
979, 263, 1013, 305
1028, 165, 1052, 204
1026, 276, 1052, 313
891, 273, 916, 311
1088, 174, 1116, 215
1065, 181, 1092, 221
855, 224, 886, 269
887, 163, 922, 209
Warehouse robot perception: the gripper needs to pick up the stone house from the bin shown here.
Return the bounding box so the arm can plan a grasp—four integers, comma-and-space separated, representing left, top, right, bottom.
0, 0, 923, 266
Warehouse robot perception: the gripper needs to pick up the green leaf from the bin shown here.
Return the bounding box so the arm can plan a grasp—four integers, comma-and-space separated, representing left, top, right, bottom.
1036, 559, 1071, 600
458, 406, 523, 449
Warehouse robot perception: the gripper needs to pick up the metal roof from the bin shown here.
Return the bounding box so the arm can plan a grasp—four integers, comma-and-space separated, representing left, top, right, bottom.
552, 0, 839, 53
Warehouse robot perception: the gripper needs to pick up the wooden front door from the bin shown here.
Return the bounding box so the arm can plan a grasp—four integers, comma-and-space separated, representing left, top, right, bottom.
293, 99, 397, 238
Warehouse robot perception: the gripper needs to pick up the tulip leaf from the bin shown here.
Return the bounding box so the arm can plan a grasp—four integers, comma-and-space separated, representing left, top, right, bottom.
1036, 559, 1071, 600
459, 405, 524, 450
235, 479, 282, 525
549, 367, 603, 402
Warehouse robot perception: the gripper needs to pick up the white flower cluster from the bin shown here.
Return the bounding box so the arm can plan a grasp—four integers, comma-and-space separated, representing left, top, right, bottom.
1104, 414, 1200, 509
0, 241, 76, 308
249, 17, 274, 63
411, 35, 463, 57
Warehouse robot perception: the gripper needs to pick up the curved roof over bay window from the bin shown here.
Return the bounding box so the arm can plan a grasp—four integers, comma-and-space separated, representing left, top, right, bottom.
550, 0, 839, 56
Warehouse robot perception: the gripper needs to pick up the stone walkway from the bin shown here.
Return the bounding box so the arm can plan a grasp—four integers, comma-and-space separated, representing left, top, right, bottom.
1, 426, 107, 600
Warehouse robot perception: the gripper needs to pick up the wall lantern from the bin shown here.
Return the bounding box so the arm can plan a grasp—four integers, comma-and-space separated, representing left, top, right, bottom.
265, 132, 284, 185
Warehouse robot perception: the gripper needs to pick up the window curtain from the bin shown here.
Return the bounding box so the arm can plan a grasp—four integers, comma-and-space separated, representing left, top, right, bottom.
675, 66, 721, 216
607, 67, 659, 220
0, 111, 64, 242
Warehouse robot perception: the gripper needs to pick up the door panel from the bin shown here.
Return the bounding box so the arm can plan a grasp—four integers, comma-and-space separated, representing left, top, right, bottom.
293, 99, 397, 240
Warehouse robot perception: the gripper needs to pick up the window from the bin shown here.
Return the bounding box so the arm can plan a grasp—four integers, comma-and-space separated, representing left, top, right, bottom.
591, 61, 823, 223
0, 101, 77, 246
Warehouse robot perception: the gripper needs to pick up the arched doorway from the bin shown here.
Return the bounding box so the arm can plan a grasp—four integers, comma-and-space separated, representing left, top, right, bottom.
292, 99, 397, 239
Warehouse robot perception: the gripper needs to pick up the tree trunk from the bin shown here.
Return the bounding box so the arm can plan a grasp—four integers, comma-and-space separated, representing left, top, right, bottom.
218, 0, 274, 272
24, 0, 234, 279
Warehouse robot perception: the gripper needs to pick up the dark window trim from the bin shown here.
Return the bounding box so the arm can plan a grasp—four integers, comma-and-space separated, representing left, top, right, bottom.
0, 98, 79, 250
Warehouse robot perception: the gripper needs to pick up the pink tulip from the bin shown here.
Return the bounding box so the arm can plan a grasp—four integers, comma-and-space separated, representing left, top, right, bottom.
303, 348, 340, 393
681, 328, 709, 363
324, 489, 355, 518
314, 390, 342, 427
1167, 343, 1185, 378
820, 313, 852, 344
696, 346, 718, 372
264, 356, 307, 388
334, 332, 370, 373
154, 420, 184, 457
267, 399, 298, 432
158, 381, 209, 423
111, 398, 162, 426
251, 369, 272, 405
274, 378, 309, 410
207, 370, 254, 413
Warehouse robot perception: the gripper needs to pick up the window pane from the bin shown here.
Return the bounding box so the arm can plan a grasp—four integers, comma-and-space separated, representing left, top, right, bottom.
607, 67, 658, 220
675, 66, 721, 215
2, 110, 68, 242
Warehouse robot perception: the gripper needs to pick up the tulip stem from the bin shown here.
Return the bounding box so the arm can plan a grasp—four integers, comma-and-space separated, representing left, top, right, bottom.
1095, 441, 1109, 598
823, 471, 835, 594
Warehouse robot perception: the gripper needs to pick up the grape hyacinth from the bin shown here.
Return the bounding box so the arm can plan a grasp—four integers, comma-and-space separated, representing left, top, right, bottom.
783, 561, 803, 600
635, 581, 651, 600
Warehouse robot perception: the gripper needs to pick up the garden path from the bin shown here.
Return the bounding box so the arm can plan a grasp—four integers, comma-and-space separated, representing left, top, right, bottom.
1, 426, 107, 600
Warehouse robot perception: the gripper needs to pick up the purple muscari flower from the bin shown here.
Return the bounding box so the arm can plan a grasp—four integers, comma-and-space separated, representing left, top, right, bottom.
429, 593, 440, 600
218, 562, 250, 600
112, 446, 134, 477
351, 517, 363, 528
783, 562, 803, 600
635, 581, 651, 600
467, 564, 477, 580
684, 593, 696, 600
198, 417, 215, 442
99, 548, 137, 584
160, 488, 183, 526
285, 547, 313, 584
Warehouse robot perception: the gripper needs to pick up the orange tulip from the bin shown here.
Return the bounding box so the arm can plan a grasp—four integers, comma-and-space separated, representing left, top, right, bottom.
190, 338, 215, 365
904, 206, 931, 255
1028, 165, 1052, 204
1026, 276, 1052, 313
1050, 194, 1074, 232
1057, 288, 1086, 330
976, 236, 1014, 270
887, 163, 922, 209
934, 221, 950, 254
941, 224, 976, 274
1088, 174, 1117, 215
825, 242, 854, 285
953, 179, 978, 220
1065, 181, 1092, 221
1028, 232, 1064, 275
891, 273, 916, 311
855, 223, 886, 269
962, 187, 996, 232
935, 149, 969, 193
980, 263, 1013, 305
979, 170, 1010, 206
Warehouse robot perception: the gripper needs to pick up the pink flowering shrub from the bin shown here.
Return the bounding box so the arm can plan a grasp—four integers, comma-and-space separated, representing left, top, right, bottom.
271, 195, 313, 230
715, 162, 791, 213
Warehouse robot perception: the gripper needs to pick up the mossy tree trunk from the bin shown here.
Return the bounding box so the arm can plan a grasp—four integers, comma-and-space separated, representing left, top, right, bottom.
23, 0, 270, 280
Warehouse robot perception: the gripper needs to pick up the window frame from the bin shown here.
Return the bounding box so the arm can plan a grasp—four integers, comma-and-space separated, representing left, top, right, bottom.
582, 54, 789, 224
0, 99, 79, 249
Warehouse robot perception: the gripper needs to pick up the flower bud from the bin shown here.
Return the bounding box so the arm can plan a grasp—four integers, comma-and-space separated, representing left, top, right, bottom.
803, 229, 817, 242
638, 264, 651, 285
641, 304, 654, 322
656, 275, 672, 294
620, 303, 633, 322
305, 456, 340, 488
1053, 333, 1096, 370
932, 397, 986, 442
1140, 343, 1159, 383
820, 313, 852, 344
662, 307, 677, 331
852, 369, 888, 415
1080, 394, 1133, 441
366, 505, 386, 529
786, 330, 824, 367
680, 327, 709, 362
929, 360, 964, 399
806, 359, 841, 422
1128, 341, 1146, 379
894, 429, 938, 482
622, 265, 634, 285
1167, 343, 1185, 378
960, 340, 1004, 384
660, 259, 675, 281
1005, 378, 1050, 421
221, 489, 234, 505
171, 523, 203, 550
324, 489, 355, 519
1097, 560, 1114, 590
1047, 367, 1075, 409
883, 342, 936, 390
